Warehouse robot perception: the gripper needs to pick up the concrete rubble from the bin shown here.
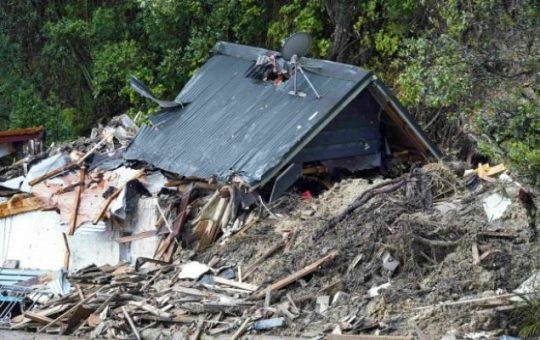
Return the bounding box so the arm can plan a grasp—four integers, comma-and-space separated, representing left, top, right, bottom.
0, 117, 537, 339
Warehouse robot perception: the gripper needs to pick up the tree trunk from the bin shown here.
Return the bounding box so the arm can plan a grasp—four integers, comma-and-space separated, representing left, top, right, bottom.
325, 0, 356, 62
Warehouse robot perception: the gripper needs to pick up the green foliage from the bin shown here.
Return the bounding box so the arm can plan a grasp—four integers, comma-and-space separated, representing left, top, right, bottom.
396, 35, 472, 111
268, 0, 330, 57
475, 84, 540, 185
0, 0, 538, 188
512, 287, 540, 338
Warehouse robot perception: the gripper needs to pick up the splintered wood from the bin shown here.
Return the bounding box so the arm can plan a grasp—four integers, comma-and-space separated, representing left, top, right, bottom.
8, 246, 339, 338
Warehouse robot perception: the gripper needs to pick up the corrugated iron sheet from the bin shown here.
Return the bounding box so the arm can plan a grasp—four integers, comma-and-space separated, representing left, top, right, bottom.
125, 42, 372, 186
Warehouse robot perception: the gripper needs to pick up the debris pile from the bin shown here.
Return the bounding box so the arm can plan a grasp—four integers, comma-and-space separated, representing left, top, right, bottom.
3, 157, 538, 338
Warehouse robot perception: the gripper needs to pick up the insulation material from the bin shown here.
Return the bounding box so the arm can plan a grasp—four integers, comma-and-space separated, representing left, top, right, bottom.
0, 211, 119, 271
483, 193, 511, 222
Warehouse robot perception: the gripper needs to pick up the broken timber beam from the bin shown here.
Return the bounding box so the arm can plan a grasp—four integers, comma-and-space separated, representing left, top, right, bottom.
255, 250, 337, 299
122, 306, 141, 340
213, 276, 258, 292
93, 169, 144, 224
68, 166, 86, 235
154, 186, 192, 261
22, 312, 53, 325
117, 230, 159, 243
62, 232, 70, 270
38, 290, 99, 332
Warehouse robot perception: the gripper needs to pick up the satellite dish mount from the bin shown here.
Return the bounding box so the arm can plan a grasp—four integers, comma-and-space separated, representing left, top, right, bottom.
282, 33, 321, 99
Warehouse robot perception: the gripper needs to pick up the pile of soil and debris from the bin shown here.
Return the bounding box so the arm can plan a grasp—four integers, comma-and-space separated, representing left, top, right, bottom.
6, 160, 537, 339
195, 164, 539, 338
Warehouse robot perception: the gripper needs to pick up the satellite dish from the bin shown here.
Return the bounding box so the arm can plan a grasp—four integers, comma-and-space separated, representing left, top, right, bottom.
281, 32, 312, 61
280, 33, 321, 99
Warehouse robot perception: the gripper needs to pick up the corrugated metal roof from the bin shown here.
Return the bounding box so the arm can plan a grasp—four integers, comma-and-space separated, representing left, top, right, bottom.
125, 42, 373, 186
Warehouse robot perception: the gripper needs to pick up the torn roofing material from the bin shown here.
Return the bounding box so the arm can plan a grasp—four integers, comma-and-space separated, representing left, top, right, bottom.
126, 42, 441, 187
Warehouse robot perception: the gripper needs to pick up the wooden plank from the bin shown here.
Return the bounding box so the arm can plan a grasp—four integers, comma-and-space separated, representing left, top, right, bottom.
38, 290, 99, 332
413, 293, 517, 310
116, 230, 159, 243
472, 243, 480, 265
213, 277, 258, 292
231, 318, 250, 340
92, 169, 144, 224
155, 187, 192, 260
122, 307, 141, 340
255, 250, 337, 299
243, 240, 285, 280
22, 312, 53, 325
11, 304, 70, 329
128, 301, 172, 319
0, 195, 44, 218
62, 233, 70, 270
68, 166, 86, 235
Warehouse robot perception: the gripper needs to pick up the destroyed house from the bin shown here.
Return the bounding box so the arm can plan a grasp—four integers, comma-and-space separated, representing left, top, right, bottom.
126, 41, 442, 200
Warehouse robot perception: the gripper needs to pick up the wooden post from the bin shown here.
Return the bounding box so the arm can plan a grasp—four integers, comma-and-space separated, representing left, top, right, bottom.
62, 233, 70, 270
68, 166, 85, 235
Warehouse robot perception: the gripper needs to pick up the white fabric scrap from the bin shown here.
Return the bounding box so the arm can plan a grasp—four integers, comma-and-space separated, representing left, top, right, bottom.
368, 282, 391, 297
178, 261, 211, 280
0, 176, 25, 191
482, 193, 511, 222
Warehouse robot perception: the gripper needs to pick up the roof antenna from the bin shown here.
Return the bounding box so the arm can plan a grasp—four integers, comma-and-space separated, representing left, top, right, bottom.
281, 33, 321, 99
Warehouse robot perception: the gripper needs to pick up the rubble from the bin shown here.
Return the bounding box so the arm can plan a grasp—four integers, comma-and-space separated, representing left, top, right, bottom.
0, 114, 537, 338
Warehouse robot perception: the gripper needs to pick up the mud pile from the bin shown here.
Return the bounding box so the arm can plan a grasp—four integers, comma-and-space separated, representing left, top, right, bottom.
198, 164, 538, 338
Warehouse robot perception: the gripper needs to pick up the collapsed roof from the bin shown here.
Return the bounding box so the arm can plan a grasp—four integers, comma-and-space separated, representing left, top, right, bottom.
126, 42, 441, 192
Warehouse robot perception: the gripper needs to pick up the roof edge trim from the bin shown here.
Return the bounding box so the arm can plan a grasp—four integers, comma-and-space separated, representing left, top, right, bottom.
370, 79, 442, 160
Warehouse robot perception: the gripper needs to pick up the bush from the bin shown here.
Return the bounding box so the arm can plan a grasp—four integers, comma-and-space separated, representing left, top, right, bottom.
475, 83, 540, 186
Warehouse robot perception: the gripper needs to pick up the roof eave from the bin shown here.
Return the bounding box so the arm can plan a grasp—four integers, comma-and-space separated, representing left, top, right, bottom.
369, 78, 442, 160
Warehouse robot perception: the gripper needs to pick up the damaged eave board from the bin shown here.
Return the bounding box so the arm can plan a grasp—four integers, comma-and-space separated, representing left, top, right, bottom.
0, 195, 45, 218
125, 41, 441, 191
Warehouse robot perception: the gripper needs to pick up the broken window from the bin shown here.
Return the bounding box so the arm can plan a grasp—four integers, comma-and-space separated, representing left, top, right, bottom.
245, 54, 289, 85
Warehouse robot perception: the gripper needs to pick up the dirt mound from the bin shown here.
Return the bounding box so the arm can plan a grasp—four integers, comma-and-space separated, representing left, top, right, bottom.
198, 165, 538, 337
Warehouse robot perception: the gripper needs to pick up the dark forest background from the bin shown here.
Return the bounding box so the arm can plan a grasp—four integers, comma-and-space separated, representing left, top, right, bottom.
0, 1, 538, 183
